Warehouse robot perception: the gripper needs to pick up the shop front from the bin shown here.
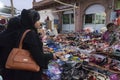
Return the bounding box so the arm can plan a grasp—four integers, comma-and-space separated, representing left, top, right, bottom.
83, 4, 106, 32
33, 0, 114, 33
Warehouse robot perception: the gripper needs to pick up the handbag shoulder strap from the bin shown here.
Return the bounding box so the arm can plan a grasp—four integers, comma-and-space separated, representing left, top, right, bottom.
19, 29, 31, 49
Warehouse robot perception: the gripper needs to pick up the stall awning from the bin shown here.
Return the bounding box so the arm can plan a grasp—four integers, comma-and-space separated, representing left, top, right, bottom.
33, 0, 55, 10
33, 0, 78, 10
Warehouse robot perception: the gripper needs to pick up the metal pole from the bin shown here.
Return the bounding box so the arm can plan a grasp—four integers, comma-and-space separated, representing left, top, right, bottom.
10, 0, 14, 17
112, 0, 114, 10
52, 8, 74, 13
74, 3, 76, 31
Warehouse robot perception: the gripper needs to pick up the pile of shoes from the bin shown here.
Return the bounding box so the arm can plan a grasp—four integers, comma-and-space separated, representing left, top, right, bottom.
61, 62, 89, 80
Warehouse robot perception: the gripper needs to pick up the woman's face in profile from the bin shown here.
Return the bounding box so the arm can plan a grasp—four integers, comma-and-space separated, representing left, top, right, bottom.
108, 26, 114, 32
34, 21, 40, 29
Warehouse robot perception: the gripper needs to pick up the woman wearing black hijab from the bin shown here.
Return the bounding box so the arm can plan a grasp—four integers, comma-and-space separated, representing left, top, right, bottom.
0, 9, 60, 80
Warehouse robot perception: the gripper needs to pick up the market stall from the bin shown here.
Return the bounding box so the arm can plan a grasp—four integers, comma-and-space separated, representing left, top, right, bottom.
42, 32, 120, 80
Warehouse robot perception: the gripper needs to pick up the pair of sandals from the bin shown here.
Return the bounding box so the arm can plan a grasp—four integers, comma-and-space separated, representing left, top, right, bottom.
89, 55, 108, 66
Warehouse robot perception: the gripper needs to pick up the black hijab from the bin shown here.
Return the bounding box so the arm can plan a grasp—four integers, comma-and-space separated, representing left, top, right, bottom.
0, 16, 21, 47
6, 16, 21, 32
0, 9, 40, 47
20, 9, 40, 32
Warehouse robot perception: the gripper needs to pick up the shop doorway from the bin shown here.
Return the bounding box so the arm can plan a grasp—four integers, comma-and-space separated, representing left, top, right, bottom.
84, 4, 106, 32
62, 10, 75, 33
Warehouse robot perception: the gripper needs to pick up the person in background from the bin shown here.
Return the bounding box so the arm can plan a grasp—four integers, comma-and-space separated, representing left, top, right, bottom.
111, 24, 120, 46
0, 9, 62, 80
38, 24, 45, 38
101, 23, 117, 45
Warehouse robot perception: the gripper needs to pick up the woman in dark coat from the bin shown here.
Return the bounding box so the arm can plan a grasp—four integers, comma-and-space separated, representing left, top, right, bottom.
0, 9, 60, 80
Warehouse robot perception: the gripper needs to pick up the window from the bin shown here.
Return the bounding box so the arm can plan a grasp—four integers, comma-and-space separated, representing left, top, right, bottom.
85, 13, 105, 24
85, 14, 95, 24
95, 13, 105, 24
63, 14, 70, 24
115, 0, 120, 10
63, 13, 74, 24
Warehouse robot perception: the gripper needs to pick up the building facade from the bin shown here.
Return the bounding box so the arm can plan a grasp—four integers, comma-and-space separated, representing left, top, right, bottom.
33, 0, 117, 33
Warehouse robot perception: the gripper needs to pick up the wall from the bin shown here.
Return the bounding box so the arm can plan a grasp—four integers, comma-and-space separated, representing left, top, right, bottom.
38, 9, 59, 35
75, 0, 113, 32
